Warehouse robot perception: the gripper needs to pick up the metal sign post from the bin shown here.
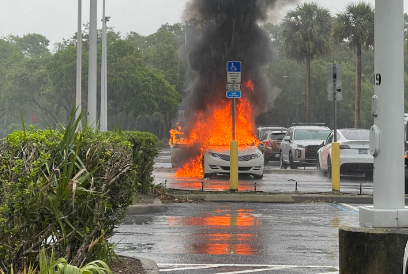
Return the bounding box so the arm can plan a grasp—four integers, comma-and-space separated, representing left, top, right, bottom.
227, 61, 241, 191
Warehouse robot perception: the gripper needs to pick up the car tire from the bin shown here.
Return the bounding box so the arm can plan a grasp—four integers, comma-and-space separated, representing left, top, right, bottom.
365, 171, 373, 179
327, 156, 332, 178
317, 157, 325, 176
279, 153, 286, 169
289, 152, 297, 169
405, 166, 408, 194
254, 174, 263, 179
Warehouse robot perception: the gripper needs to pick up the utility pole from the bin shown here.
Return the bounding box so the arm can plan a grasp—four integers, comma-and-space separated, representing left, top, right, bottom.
88, 0, 97, 128
76, 0, 82, 129
100, 0, 109, 132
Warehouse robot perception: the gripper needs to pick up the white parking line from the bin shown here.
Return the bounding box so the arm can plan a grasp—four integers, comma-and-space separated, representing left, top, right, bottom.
339, 203, 360, 212
158, 263, 338, 273
160, 265, 219, 271
213, 265, 296, 274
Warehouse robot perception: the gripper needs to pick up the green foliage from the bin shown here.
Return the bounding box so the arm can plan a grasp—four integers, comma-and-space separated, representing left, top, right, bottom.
282, 3, 332, 63
6, 34, 50, 57
281, 2, 333, 122
332, 2, 374, 52
112, 131, 158, 194
0, 109, 140, 273
332, 2, 374, 127
38, 247, 112, 274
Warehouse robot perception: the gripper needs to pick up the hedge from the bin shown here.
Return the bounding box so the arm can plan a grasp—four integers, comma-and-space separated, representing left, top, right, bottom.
0, 119, 157, 273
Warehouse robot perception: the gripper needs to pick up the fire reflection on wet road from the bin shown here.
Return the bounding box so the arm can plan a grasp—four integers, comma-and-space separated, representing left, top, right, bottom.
112, 203, 359, 273
166, 208, 260, 255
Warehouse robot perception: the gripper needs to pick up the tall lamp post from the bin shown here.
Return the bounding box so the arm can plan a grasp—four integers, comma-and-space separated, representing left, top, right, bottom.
76, 0, 82, 128
88, 0, 97, 128
100, 0, 109, 132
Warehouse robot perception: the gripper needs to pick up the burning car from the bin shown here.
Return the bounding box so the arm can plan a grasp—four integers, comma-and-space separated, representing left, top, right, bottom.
203, 145, 264, 179
168, 1, 280, 179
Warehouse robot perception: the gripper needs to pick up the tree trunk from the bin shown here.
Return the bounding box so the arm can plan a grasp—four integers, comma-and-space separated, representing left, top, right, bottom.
355, 45, 362, 128
306, 57, 311, 123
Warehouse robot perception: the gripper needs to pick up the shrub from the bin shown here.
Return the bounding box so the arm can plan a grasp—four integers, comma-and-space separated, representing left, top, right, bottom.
114, 131, 158, 194
0, 114, 139, 273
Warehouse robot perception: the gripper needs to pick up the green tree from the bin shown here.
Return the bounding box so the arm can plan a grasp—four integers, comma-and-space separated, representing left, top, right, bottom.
332, 2, 374, 128
126, 24, 186, 95
7, 33, 50, 57
282, 3, 333, 122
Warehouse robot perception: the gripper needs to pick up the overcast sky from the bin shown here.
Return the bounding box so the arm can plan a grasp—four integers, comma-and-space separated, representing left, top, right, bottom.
1, 0, 407, 51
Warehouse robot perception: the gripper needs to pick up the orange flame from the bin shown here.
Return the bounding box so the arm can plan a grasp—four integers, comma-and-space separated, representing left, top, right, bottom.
169, 123, 185, 145
174, 154, 203, 177
170, 92, 259, 177
245, 80, 254, 92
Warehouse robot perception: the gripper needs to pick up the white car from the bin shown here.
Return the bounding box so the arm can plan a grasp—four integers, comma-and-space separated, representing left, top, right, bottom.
317, 128, 373, 178
203, 145, 264, 179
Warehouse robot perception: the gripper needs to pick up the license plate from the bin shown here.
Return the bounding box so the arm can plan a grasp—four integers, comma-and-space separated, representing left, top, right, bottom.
275, 154, 280, 158
358, 149, 368, 154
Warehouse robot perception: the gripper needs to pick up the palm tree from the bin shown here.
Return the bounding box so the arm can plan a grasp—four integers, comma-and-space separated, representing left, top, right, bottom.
332, 2, 374, 128
282, 3, 332, 123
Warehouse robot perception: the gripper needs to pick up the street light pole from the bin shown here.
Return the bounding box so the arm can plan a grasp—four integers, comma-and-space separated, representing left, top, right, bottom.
76, 0, 82, 129
100, 0, 109, 132
88, 0, 97, 128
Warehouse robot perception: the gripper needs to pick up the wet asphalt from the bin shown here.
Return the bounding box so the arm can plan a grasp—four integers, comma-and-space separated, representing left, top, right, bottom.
110, 149, 371, 273
112, 202, 359, 273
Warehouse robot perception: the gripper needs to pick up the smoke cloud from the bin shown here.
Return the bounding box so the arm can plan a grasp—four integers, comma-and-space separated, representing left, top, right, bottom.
181, 0, 298, 123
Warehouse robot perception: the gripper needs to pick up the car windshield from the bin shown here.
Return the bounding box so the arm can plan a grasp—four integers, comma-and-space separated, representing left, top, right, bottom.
269, 133, 285, 140
294, 129, 330, 140
340, 129, 369, 140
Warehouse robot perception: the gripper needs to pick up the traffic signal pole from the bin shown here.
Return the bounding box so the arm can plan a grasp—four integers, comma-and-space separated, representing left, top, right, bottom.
327, 64, 341, 192
332, 65, 340, 192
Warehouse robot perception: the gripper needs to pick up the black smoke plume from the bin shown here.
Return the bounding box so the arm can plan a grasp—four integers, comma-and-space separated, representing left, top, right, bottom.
182, 0, 297, 124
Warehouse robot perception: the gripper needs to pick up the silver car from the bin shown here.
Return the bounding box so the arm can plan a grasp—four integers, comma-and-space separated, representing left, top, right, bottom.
279, 124, 331, 169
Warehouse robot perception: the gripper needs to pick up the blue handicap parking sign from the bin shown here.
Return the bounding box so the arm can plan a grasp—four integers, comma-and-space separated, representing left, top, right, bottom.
227, 61, 241, 72
226, 91, 241, 98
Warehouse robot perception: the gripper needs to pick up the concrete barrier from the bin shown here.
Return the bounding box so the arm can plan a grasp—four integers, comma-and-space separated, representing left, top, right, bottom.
339, 225, 408, 274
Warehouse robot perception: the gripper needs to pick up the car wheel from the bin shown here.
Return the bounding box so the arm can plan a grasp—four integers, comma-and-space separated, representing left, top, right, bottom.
254, 174, 263, 179
289, 152, 297, 169
365, 171, 373, 179
279, 153, 286, 169
405, 166, 408, 194
317, 157, 325, 176
327, 157, 332, 178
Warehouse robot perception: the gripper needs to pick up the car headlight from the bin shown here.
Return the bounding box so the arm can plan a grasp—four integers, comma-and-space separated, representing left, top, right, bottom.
209, 152, 219, 157
295, 144, 305, 149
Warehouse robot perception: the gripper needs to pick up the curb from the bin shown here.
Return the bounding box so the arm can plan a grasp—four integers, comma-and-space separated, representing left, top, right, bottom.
172, 193, 374, 204
137, 257, 160, 274
126, 198, 166, 215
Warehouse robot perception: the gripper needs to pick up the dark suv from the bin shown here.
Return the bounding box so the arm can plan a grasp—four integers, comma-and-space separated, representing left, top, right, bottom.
258, 128, 287, 164
257, 126, 285, 140
279, 123, 331, 169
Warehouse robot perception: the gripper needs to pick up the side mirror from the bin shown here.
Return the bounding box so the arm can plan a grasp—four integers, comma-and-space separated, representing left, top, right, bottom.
320, 141, 325, 147
284, 136, 290, 141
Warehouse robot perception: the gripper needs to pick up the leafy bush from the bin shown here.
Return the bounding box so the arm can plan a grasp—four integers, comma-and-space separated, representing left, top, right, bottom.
0, 112, 157, 273
114, 131, 158, 193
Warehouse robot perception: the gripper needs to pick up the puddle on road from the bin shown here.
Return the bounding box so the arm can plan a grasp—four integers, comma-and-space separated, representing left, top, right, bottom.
166, 208, 261, 255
